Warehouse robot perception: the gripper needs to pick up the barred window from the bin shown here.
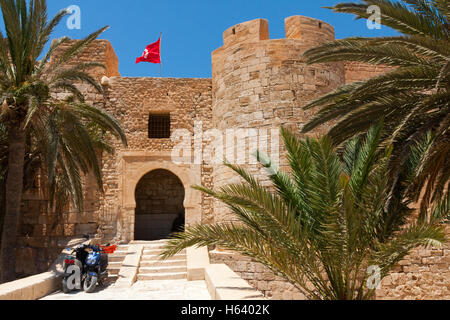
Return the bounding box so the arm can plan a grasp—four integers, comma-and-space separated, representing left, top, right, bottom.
148, 114, 171, 139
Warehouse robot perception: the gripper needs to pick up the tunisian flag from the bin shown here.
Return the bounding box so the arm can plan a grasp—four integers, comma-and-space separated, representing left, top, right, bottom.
136, 37, 161, 64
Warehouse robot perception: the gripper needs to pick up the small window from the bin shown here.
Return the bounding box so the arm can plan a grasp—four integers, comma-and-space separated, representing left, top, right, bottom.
148, 114, 171, 139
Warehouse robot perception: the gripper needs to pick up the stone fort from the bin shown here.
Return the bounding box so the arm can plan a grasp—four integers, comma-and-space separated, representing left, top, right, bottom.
17, 16, 449, 299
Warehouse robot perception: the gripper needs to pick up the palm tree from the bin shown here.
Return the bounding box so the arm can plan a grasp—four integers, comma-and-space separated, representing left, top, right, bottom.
161, 125, 449, 300
301, 0, 449, 213
0, 0, 127, 283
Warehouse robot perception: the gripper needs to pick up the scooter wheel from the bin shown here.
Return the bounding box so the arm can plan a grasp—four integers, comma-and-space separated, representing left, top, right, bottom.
83, 274, 98, 293
62, 278, 71, 294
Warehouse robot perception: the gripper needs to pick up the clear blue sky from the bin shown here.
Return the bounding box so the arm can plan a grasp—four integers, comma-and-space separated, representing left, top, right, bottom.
32, 1, 399, 78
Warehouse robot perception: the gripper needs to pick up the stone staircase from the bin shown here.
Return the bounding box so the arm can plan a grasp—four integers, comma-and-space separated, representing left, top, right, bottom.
134, 240, 188, 281
106, 244, 129, 280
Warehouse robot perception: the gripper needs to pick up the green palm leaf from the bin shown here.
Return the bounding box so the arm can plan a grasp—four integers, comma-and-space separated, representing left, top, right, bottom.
0, 0, 126, 282
302, 0, 449, 209
162, 126, 448, 300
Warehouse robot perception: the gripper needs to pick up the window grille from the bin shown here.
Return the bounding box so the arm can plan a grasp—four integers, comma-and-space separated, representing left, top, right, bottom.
148, 114, 170, 139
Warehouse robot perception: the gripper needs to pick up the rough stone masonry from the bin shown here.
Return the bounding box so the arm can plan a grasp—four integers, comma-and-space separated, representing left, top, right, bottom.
16, 16, 449, 300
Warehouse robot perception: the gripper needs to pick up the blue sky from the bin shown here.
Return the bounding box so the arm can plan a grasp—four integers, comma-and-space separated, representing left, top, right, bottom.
26, 1, 398, 78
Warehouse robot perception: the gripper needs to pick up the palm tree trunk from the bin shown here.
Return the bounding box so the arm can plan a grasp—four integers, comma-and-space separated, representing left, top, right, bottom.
0, 124, 26, 283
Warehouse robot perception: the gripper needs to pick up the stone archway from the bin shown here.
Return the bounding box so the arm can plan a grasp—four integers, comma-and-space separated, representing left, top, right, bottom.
119, 154, 202, 242
134, 169, 185, 240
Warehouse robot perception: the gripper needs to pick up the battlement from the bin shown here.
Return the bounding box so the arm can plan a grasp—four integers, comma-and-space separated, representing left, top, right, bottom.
50, 39, 120, 79
223, 19, 270, 46
220, 16, 335, 48
285, 16, 335, 45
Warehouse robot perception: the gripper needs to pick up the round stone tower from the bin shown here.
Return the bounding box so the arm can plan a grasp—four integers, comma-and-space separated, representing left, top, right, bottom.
211, 16, 345, 223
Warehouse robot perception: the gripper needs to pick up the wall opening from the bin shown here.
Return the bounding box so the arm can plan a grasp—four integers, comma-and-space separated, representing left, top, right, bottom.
148, 114, 171, 139
134, 169, 185, 241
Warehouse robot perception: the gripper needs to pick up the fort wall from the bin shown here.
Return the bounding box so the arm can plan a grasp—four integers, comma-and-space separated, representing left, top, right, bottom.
211, 230, 450, 300
13, 16, 450, 301
99, 77, 214, 242
344, 61, 394, 84
211, 17, 345, 223
51, 39, 120, 78
15, 40, 116, 276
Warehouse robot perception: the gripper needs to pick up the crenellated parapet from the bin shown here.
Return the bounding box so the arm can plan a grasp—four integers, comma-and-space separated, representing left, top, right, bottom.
50, 39, 121, 80
223, 19, 270, 47
285, 15, 335, 46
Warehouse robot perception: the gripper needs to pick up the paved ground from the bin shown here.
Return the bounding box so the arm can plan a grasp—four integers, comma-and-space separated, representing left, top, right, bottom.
41, 279, 211, 300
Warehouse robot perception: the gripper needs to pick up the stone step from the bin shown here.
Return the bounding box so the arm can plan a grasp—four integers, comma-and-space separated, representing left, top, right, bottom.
107, 261, 122, 268
142, 244, 169, 250
140, 259, 186, 267
105, 275, 119, 285
108, 254, 128, 262
143, 249, 186, 255
113, 250, 129, 254
109, 250, 128, 255
131, 240, 169, 245
137, 272, 187, 281
107, 268, 120, 275
142, 241, 169, 246
106, 276, 118, 284
141, 254, 186, 262
139, 266, 187, 274
107, 261, 122, 275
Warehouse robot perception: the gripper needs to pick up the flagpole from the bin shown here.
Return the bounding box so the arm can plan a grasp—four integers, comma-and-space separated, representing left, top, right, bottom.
159, 32, 162, 78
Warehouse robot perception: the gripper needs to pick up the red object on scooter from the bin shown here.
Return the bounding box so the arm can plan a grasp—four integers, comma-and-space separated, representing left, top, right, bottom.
100, 244, 117, 254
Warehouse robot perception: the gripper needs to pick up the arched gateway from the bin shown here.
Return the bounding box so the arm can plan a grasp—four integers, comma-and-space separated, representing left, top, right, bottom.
134, 169, 185, 240
118, 156, 202, 243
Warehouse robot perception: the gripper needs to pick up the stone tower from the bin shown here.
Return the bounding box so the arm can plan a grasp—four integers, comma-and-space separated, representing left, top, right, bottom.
211, 16, 346, 223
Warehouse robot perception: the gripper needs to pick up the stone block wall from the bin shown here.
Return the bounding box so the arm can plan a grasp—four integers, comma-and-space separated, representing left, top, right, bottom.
16, 169, 101, 277
223, 19, 270, 47
12, 16, 449, 301
207, 18, 447, 300
285, 15, 335, 47
210, 228, 450, 300
16, 192, 99, 277
376, 226, 450, 300
50, 39, 120, 79
211, 17, 345, 223
210, 250, 306, 300
15, 40, 116, 278
99, 76, 213, 241
16, 40, 215, 274
344, 61, 394, 84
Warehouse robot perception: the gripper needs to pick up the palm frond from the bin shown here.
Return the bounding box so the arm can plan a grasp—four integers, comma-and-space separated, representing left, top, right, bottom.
303, 0, 449, 212
163, 127, 448, 300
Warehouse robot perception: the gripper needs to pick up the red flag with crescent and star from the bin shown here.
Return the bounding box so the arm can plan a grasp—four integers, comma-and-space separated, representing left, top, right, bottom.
136, 36, 161, 64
